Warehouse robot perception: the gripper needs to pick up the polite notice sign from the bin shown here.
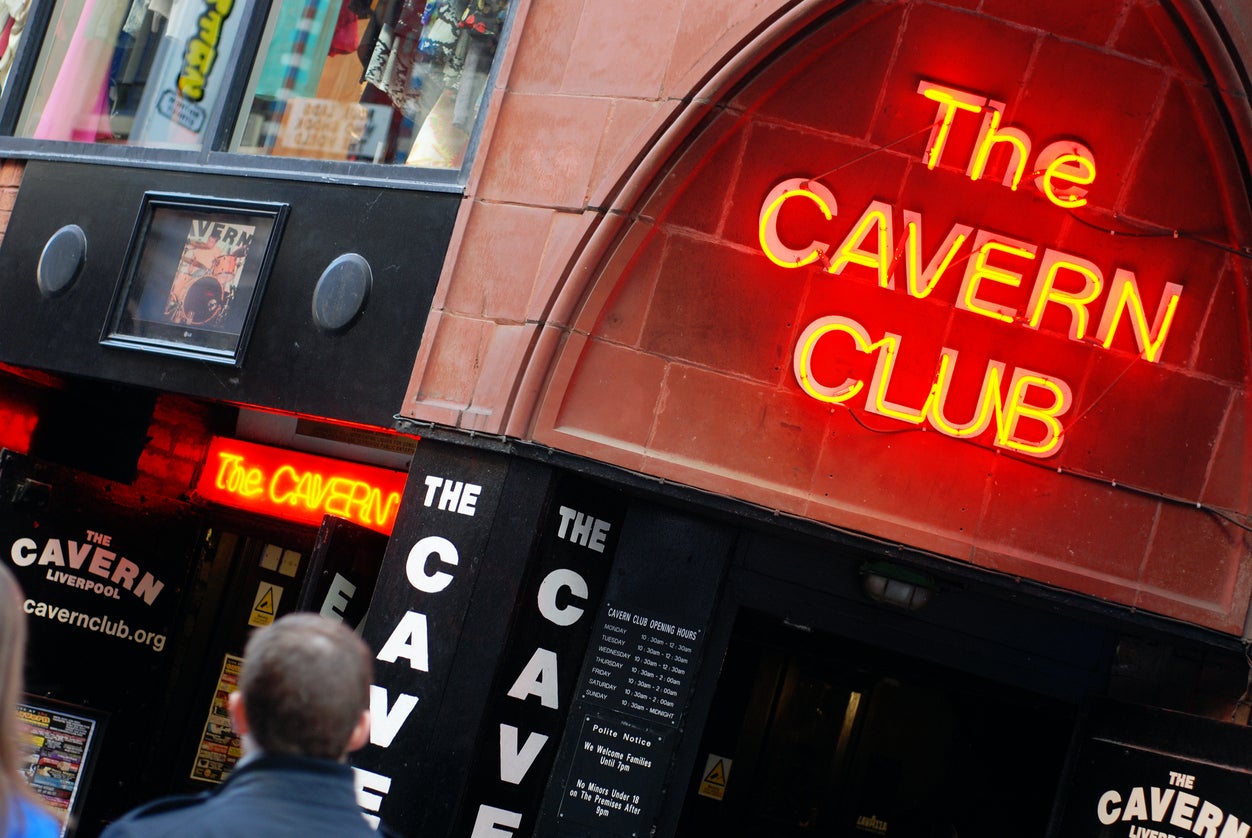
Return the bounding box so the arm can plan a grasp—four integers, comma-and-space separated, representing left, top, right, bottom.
557, 713, 668, 833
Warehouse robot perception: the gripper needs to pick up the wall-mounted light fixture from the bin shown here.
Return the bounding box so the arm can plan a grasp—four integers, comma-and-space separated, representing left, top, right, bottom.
860, 561, 936, 612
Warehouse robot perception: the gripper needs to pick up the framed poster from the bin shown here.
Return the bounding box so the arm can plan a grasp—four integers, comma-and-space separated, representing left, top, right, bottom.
17, 696, 106, 837
190, 654, 244, 784
100, 193, 288, 366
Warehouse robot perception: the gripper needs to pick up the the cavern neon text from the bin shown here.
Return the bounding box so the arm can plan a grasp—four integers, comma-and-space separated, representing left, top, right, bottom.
194, 436, 405, 534
758, 81, 1184, 458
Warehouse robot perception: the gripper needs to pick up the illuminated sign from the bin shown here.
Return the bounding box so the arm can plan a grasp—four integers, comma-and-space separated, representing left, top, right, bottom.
918, 81, 1096, 208
759, 82, 1184, 458
194, 437, 406, 534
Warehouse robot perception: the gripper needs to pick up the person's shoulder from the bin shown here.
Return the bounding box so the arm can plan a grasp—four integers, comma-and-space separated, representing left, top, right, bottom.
98, 791, 215, 837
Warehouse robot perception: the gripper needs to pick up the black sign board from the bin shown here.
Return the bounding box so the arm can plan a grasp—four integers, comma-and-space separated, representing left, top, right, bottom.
1058, 737, 1252, 838
452, 476, 627, 836
296, 514, 388, 629
0, 161, 459, 428
538, 503, 735, 836
556, 712, 669, 834
0, 450, 202, 828
352, 439, 522, 833
582, 604, 701, 725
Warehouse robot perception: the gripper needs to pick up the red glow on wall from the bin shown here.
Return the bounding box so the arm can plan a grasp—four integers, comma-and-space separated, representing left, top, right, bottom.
0, 407, 37, 454
194, 436, 406, 534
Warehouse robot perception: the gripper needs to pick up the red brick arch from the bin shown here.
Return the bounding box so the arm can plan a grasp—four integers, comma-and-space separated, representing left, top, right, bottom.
530, 0, 1252, 632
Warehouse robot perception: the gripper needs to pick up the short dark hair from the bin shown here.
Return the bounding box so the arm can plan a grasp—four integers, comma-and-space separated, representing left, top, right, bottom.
239, 614, 372, 760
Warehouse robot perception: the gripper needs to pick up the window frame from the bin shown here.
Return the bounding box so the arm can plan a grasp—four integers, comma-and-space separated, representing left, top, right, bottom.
0, 0, 513, 191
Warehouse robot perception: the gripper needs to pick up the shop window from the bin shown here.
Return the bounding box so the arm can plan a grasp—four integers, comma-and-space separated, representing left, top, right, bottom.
2, 0, 510, 171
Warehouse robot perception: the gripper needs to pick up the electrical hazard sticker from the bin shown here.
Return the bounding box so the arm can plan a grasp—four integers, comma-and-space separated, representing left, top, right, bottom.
249, 582, 282, 627
698, 754, 730, 800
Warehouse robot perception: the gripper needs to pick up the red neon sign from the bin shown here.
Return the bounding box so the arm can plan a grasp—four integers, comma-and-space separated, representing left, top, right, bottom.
194, 437, 406, 534
757, 82, 1185, 458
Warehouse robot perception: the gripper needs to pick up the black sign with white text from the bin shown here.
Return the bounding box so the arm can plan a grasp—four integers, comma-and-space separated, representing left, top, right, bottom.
0, 452, 192, 669
584, 604, 701, 725
0, 450, 202, 829
1059, 737, 1252, 838
452, 476, 626, 837
538, 503, 735, 837
351, 440, 513, 833
557, 713, 668, 829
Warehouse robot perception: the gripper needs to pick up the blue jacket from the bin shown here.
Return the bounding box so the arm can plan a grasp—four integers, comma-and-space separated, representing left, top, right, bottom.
99, 754, 382, 837
6, 796, 61, 838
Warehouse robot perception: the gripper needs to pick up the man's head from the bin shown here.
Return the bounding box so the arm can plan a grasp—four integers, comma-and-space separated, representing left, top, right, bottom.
228, 614, 372, 761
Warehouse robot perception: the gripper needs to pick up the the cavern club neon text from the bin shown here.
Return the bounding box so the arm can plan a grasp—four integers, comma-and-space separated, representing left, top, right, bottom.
194, 436, 405, 534
758, 81, 1184, 459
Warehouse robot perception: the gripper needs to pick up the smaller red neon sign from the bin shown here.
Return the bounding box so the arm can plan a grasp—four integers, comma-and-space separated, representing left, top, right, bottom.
194, 436, 407, 535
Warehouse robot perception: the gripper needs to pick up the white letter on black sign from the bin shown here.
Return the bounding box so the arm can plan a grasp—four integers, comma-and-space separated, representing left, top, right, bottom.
407, 536, 458, 593
353, 767, 392, 828
499, 724, 548, 785
471, 805, 522, 837
320, 573, 357, 620
10, 538, 36, 567
369, 685, 418, 748
506, 647, 559, 709
537, 569, 587, 627
376, 611, 431, 671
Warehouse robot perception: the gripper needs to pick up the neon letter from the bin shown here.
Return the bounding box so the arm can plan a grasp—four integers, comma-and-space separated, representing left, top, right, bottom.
1096, 269, 1182, 362
1035, 141, 1096, 208
898, 211, 972, 299
957, 231, 1038, 324
759, 178, 835, 268
926, 351, 1008, 439
865, 331, 927, 424
793, 316, 893, 403
917, 81, 986, 169
828, 200, 895, 287
1026, 250, 1103, 340
968, 103, 1031, 190
996, 369, 1072, 458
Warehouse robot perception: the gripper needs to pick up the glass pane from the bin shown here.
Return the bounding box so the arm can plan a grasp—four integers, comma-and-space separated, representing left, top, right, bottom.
233, 0, 508, 168
14, 0, 249, 147
0, 0, 36, 94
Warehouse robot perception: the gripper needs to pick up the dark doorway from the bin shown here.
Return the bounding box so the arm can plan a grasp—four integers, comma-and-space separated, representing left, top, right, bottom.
166, 513, 387, 793
677, 611, 1075, 837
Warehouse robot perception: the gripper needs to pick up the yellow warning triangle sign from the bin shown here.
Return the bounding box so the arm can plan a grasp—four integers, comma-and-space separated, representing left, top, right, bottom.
249, 583, 282, 627
699, 756, 729, 800
255, 586, 275, 615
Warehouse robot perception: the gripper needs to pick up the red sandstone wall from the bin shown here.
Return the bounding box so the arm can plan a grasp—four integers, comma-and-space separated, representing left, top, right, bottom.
405, 0, 1252, 633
